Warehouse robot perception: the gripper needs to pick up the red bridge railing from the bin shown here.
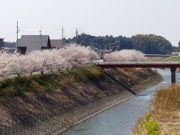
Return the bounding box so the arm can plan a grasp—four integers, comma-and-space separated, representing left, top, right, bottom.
95, 62, 180, 84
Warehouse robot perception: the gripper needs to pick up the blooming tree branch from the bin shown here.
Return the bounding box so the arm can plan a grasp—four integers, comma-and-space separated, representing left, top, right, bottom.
0, 44, 98, 77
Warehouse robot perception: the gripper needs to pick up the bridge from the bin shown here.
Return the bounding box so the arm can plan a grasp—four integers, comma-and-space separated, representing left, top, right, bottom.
95, 62, 180, 84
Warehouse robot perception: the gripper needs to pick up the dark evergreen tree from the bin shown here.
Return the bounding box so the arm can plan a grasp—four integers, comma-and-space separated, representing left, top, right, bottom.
67, 33, 173, 54
131, 34, 172, 54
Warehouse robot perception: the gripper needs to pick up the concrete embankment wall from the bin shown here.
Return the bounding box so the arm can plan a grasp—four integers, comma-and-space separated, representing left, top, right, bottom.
0, 67, 163, 135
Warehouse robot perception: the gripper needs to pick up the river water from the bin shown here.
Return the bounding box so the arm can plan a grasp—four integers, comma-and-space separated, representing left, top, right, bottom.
62, 69, 180, 135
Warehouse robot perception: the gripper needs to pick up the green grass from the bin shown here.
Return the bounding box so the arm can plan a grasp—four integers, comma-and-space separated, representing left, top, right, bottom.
149, 56, 180, 62
133, 113, 161, 135
134, 83, 180, 134
0, 66, 104, 99
164, 56, 180, 61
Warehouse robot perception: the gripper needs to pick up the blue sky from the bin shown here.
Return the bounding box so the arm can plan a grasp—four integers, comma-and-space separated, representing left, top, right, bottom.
1, 0, 180, 46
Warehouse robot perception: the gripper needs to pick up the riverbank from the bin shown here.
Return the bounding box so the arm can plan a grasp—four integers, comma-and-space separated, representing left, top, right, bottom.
133, 83, 180, 135
59, 79, 162, 135
0, 67, 163, 135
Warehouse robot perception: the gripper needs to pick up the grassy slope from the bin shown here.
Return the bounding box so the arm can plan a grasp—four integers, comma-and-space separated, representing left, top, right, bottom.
0, 66, 105, 100
0, 67, 161, 100
148, 56, 180, 61
133, 84, 180, 135
0, 66, 163, 134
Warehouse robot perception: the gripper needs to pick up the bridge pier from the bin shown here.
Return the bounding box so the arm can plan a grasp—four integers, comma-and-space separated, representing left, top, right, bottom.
170, 68, 176, 84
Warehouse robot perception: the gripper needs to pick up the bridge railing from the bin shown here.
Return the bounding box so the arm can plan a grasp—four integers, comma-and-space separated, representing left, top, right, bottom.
95, 61, 180, 84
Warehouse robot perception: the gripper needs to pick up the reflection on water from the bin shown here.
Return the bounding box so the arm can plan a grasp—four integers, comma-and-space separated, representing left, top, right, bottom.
137, 94, 153, 100
62, 69, 179, 135
162, 81, 168, 84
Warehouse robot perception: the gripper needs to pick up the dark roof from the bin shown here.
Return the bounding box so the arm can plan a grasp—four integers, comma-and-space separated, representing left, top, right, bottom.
18, 35, 51, 53
51, 40, 64, 48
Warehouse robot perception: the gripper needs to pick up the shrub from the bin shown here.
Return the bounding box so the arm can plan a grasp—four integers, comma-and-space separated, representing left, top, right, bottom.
152, 83, 180, 111
133, 113, 161, 135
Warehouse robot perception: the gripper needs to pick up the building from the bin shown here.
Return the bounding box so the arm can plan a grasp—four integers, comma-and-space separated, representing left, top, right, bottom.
1, 47, 16, 53
17, 35, 51, 54
50, 39, 65, 49
0, 38, 4, 48
172, 52, 180, 56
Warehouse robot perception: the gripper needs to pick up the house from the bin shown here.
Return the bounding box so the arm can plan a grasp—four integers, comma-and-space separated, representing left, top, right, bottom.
1, 47, 16, 53
50, 39, 65, 49
172, 51, 180, 56
17, 35, 51, 54
0, 38, 4, 48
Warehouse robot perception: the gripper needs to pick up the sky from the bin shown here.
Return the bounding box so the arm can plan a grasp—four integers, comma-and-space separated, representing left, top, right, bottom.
1, 0, 180, 46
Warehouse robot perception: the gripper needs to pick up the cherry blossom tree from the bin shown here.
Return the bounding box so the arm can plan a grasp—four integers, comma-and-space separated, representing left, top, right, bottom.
104, 49, 146, 62
0, 44, 99, 78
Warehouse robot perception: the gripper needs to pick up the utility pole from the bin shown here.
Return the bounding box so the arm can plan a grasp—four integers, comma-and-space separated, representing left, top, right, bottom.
16, 21, 19, 48
116, 41, 119, 51
62, 27, 64, 45
39, 26, 42, 47
118, 41, 120, 51
102, 38, 104, 58
75, 28, 78, 38
103, 37, 106, 50
75, 29, 78, 43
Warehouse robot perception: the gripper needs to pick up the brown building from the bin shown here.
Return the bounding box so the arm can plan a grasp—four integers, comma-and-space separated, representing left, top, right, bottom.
50, 39, 65, 49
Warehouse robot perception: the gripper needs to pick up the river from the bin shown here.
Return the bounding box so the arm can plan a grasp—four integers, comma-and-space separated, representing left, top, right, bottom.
62, 69, 180, 135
